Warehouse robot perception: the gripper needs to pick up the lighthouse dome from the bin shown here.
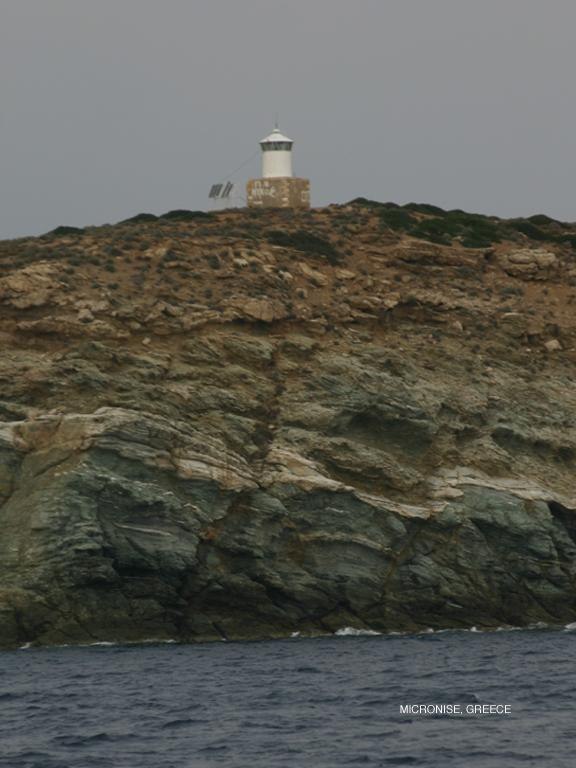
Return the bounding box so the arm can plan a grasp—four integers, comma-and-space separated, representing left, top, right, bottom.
260, 127, 293, 145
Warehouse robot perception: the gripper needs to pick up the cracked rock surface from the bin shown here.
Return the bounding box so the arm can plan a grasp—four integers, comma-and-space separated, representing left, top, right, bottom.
1, 202, 576, 647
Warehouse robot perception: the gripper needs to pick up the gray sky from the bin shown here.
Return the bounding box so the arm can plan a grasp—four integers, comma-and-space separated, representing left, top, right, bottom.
1, 0, 576, 239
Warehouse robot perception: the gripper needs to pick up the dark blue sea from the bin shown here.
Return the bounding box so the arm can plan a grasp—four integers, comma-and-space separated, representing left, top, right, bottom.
1, 627, 575, 768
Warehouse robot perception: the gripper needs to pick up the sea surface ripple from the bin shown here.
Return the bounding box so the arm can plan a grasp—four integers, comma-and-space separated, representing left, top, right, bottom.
1, 627, 574, 767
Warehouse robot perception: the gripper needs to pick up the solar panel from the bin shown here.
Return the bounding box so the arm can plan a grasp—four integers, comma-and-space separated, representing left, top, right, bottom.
209, 184, 223, 198
221, 182, 234, 199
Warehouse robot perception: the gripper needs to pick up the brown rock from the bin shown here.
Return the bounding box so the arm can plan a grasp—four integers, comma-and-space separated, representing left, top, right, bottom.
335, 269, 356, 280
299, 263, 329, 287
0, 262, 61, 309
500, 249, 558, 280
242, 298, 288, 323
544, 339, 562, 352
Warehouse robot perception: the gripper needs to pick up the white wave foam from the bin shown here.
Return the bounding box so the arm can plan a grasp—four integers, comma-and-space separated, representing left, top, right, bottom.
417, 622, 554, 636
564, 622, 576, 631
334, 627, 381, 637
87, 638, 178, 648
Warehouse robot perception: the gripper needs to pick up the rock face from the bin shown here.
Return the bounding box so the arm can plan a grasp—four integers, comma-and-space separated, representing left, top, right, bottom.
0, 202, 576, 647
499, 248, 558, 279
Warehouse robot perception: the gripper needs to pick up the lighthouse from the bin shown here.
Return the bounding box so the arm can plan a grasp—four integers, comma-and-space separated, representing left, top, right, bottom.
261, 127, 294, 178
247, 126, 310, 209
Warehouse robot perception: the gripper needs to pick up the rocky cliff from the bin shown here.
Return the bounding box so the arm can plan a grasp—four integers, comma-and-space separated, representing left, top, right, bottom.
1, 200, 576, 648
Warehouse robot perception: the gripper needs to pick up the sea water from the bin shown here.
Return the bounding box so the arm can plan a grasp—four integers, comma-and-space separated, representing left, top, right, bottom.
1, 627, 575, 767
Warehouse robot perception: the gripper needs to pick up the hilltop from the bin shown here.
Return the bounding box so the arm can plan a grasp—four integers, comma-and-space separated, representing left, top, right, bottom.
0, 200, 575, 648
1, 200, 575, 349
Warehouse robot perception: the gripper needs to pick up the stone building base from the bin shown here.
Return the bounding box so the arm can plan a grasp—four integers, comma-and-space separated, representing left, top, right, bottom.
246, 177, 310, 209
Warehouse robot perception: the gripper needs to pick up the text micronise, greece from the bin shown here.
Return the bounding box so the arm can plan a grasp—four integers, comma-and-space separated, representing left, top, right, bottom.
400, 704, 512, 716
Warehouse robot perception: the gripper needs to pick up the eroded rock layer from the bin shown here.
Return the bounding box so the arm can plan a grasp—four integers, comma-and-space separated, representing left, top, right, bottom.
0, 201, 575, 647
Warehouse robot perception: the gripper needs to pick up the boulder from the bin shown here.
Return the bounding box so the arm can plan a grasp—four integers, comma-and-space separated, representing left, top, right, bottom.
0, 262, 61, 309
499, 248, 558, 279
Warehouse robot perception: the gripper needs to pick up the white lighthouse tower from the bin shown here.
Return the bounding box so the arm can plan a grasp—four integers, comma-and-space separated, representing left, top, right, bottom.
260, 127, 294, 178
247, 125, 310, 209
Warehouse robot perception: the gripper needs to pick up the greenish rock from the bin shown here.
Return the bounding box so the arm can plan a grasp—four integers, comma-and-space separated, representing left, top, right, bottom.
0, 324, 576, 649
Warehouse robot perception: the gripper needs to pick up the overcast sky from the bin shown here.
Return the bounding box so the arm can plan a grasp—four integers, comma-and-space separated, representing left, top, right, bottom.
1, 0, 576, 238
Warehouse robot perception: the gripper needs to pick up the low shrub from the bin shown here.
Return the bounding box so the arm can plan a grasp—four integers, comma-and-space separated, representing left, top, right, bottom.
49, 225, 84, 236
347, 198, 399, 209
349, 198, 501, 247
160, 210, 212, 222
404, 202, 446, 215
267, 229, 342, 264
411, 211, 501, 248
508, 220, 549, 241
527, 214, 561, 227
379, 208, 416, 232
558, 234, 576, 249
121, 213, 158, 224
